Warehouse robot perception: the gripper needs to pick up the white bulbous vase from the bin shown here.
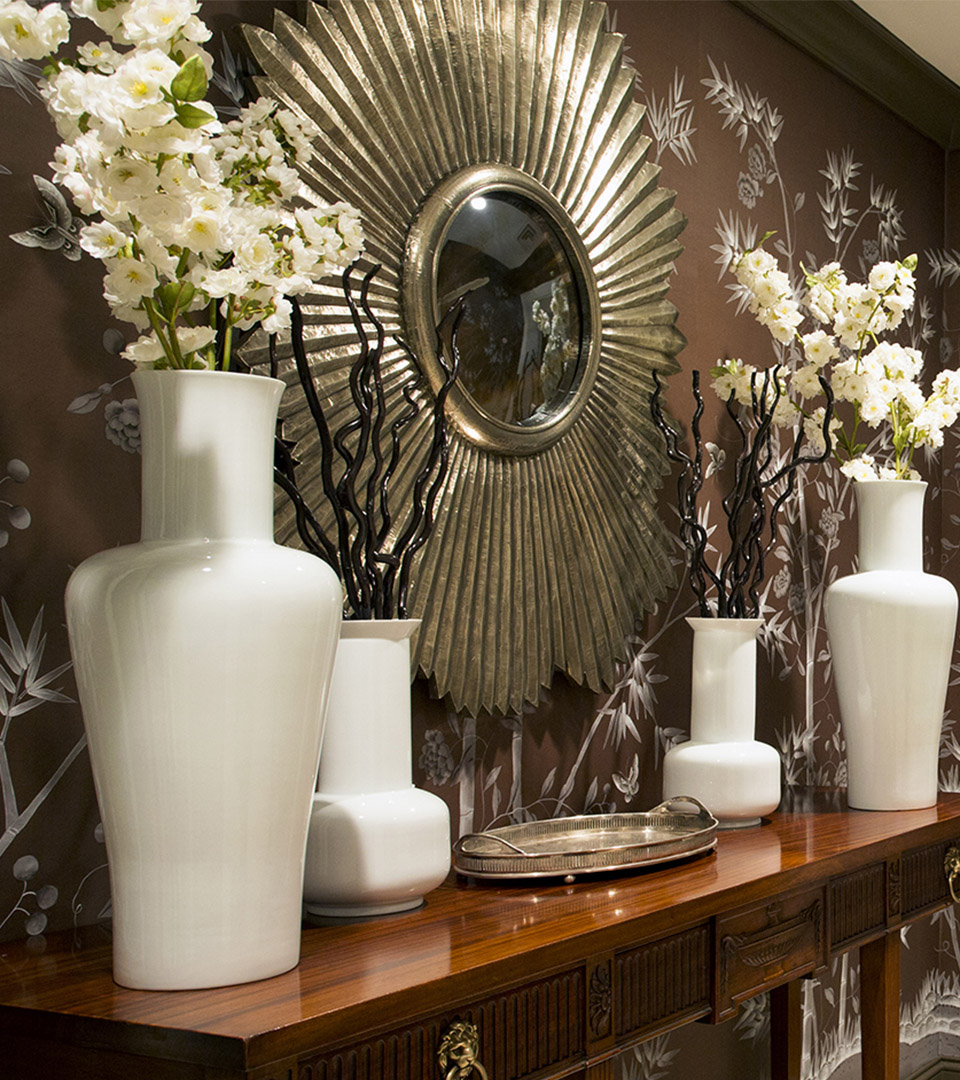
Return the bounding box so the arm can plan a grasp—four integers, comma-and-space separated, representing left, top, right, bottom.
65, 369, 342, 990
824, 480, 957, 810
662, 617, 781, 828
303, 619, 451, 919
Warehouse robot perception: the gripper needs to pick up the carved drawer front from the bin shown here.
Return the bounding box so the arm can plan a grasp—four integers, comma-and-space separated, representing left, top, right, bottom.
901, 840, 952, 918
715, 888, 824, 1021
298, 968, 584, 1080
614, 924, 711, 1041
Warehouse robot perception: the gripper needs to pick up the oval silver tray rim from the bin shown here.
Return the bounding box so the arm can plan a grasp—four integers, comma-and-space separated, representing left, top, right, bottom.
452, 796, 718, 880
454, 836, 718, 880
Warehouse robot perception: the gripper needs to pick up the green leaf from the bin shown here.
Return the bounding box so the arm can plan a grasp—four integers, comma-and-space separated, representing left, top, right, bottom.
170, 55, 208, 103
97, 0, 118, 9
156, 282, 195, 318
902, 253, 918, 271
155, 283, 176, 319
175, 102, 215, 129
176, 281, 196, 310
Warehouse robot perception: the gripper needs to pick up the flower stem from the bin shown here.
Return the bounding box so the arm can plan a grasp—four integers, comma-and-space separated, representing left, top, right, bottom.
142, 298, 177, 368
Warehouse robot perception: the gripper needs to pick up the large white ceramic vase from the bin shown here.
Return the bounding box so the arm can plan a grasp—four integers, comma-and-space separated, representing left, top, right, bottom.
662, 617, 781, 827
303, 619, 451, 918
824, 480, 957, 810
65, 369, 342, 990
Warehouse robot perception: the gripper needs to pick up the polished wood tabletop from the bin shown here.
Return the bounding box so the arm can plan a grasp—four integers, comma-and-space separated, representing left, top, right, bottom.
1, 789, 959, 1076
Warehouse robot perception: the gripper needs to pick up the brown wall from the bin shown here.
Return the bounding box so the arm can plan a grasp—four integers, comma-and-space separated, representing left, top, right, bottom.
0, 2, 958, 1076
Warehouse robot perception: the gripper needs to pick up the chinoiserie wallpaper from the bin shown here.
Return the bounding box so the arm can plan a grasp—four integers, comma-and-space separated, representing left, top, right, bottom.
0, 1, 959, 1078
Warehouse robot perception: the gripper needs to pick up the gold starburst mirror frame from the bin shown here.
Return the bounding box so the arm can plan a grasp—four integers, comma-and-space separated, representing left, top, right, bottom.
242, 0, 686, 716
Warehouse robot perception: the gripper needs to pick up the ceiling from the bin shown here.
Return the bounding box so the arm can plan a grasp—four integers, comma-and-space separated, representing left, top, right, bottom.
853, 0, 960, 88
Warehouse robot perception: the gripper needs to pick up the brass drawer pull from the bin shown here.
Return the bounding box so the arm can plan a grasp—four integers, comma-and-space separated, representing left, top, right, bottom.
945, 846, 960, 903
438, 1020, 488, 1080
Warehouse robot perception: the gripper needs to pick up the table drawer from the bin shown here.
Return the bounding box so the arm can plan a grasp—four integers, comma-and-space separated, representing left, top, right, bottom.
715, 888, 825, 1020
298, 967, 584, 1080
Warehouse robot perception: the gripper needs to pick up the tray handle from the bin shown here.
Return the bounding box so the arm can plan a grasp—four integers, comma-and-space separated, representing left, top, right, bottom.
454, 832, 530, 856
649, 795, 715, 823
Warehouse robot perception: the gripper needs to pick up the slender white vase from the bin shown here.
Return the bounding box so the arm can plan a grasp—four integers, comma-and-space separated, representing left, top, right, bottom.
662, 617, 781, 827
65, 369, 342, 989
303, 619, 451, 918
824, 480, 957, 810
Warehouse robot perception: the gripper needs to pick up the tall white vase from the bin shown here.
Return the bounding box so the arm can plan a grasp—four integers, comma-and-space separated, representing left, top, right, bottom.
303, 619, 451, 918
65, 369, 342, 990
824, 480, 957, 810
662, 617, 781, 827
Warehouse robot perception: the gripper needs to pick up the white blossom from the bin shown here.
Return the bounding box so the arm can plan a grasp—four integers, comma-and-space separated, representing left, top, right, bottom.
801, 329, 840, 368
868, 261, 897, 292
802, 408, 841, 456
182, 211, 222, 253
716, 242, 950, 479
175, 324, 216, 358
76, 39, 123, 73
121, 0, 205, 48
0, 1, 68, 62
771, 394, 800, 427
79, 221, 128, 259
792, 364, 823, 400
122, 332, 166, 366
19, 3, 363, 370
261, 295, 292, 334
103, 256, 158, 306
114, 49, 179, 108
840, 455, 878, 482
711, 358, 755, 405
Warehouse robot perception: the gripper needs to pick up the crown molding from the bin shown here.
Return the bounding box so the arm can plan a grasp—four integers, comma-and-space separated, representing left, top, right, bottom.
732, 0, 960, 151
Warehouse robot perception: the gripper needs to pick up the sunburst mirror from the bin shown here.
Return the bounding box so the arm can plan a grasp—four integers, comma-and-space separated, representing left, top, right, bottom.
241, 0, 686, 716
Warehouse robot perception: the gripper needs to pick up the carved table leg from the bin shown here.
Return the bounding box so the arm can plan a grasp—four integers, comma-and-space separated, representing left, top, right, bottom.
770, 980, 802, 1080
860, 932, 900, 1080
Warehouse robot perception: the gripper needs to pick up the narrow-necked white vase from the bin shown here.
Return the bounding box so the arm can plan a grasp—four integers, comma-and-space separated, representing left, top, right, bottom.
824, 480, 957, 810
662, 617, 781, 827
303, 619, 451, 918
65, 369, 342, 989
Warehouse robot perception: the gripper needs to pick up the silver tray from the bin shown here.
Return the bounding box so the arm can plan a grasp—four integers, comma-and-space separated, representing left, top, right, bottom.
452, 797, 718, 881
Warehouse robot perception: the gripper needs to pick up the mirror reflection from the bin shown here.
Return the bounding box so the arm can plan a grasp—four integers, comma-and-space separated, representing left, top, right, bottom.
436, 191, 584, 427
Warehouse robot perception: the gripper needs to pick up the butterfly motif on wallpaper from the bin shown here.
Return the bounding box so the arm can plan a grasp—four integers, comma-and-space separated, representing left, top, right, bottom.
9, 174, 81, 262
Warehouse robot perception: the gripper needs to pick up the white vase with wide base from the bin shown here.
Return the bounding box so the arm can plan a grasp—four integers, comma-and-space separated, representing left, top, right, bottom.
303, 619, 451, 919
662, 617, 781, 828
824, 480, 957, 810
65, 369, 342, 990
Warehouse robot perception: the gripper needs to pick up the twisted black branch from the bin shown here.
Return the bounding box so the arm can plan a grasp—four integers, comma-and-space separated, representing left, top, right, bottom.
393, 306, 462, 617
274, 264, 458, 620
650, 365, 835, 619
651, 371, 720, 616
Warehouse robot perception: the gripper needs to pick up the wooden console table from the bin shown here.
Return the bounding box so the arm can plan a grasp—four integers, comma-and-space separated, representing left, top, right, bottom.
2, 790, 959, 1080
